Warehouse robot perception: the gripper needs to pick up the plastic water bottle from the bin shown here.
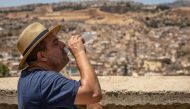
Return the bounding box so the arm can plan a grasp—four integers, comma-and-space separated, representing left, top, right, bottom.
81, 31, 97, 44
63, 46, 70, 55
64, 31, 97, 56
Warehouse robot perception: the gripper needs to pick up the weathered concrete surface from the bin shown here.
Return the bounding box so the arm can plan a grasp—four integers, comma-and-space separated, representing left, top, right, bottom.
0, 77, 18, 105
99, 76, 190, 106
0, 76, 190, 108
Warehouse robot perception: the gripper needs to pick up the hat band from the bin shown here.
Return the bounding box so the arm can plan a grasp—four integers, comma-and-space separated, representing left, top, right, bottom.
23, 29, 49, 56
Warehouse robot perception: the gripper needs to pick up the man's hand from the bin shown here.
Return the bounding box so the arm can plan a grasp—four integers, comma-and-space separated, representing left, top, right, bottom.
87, 102, 102, 109
68, 35, 85, 57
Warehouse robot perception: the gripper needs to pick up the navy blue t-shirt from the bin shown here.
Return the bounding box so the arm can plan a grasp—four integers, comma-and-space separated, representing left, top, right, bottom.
17, 69, 80, 109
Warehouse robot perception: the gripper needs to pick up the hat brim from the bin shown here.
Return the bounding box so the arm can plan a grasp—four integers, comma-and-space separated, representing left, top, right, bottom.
18, 25, 61, 70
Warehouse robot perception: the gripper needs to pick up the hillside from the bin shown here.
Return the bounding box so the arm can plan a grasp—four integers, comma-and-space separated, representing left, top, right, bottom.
164, 0, 190, 7
1, 2, 190, 76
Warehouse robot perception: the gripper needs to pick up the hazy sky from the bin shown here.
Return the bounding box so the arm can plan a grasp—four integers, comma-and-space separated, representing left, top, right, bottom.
0, 0, 176, 7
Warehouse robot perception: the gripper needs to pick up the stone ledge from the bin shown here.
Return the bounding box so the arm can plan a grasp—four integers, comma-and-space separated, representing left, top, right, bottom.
0, 76, 190, 106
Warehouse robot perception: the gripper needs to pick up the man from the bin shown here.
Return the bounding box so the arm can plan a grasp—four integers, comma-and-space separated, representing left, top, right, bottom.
17, 22, 102, 109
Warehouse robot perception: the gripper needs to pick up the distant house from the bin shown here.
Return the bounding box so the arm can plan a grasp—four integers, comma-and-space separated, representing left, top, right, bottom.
7, 61, 19, 77
142, 57, 171, 72
9, 70, 19, 77
143, 60, 162, 71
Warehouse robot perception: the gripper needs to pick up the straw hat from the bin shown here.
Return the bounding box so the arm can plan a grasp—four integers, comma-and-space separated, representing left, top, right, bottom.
17, 22, 61, 70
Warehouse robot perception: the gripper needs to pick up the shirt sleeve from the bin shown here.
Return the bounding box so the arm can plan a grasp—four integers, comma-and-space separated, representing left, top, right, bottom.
40, 71, 80, 108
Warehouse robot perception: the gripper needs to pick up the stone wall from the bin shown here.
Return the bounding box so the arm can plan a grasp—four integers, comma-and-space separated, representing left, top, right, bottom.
0, 76, 190, 109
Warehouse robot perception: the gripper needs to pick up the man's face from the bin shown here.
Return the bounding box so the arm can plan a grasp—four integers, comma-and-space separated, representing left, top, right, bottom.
43, 32, 69, 71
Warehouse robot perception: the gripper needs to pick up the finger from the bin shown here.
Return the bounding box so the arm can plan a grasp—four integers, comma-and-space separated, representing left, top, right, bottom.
69, 36, 74, 41
72, 35, 78, 39
69, 35, 77, 43
74, 35, 80, 40
78, 36, 82, 40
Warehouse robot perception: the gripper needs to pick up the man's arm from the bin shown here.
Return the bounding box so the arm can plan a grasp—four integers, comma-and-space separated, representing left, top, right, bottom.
68, 35, 102, 104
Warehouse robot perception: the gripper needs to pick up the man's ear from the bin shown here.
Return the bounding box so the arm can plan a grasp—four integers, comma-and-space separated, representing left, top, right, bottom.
37, 51, 47, 62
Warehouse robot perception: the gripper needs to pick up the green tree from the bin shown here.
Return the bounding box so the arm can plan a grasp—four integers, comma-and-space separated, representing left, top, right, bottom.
0, 63, 9, 77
